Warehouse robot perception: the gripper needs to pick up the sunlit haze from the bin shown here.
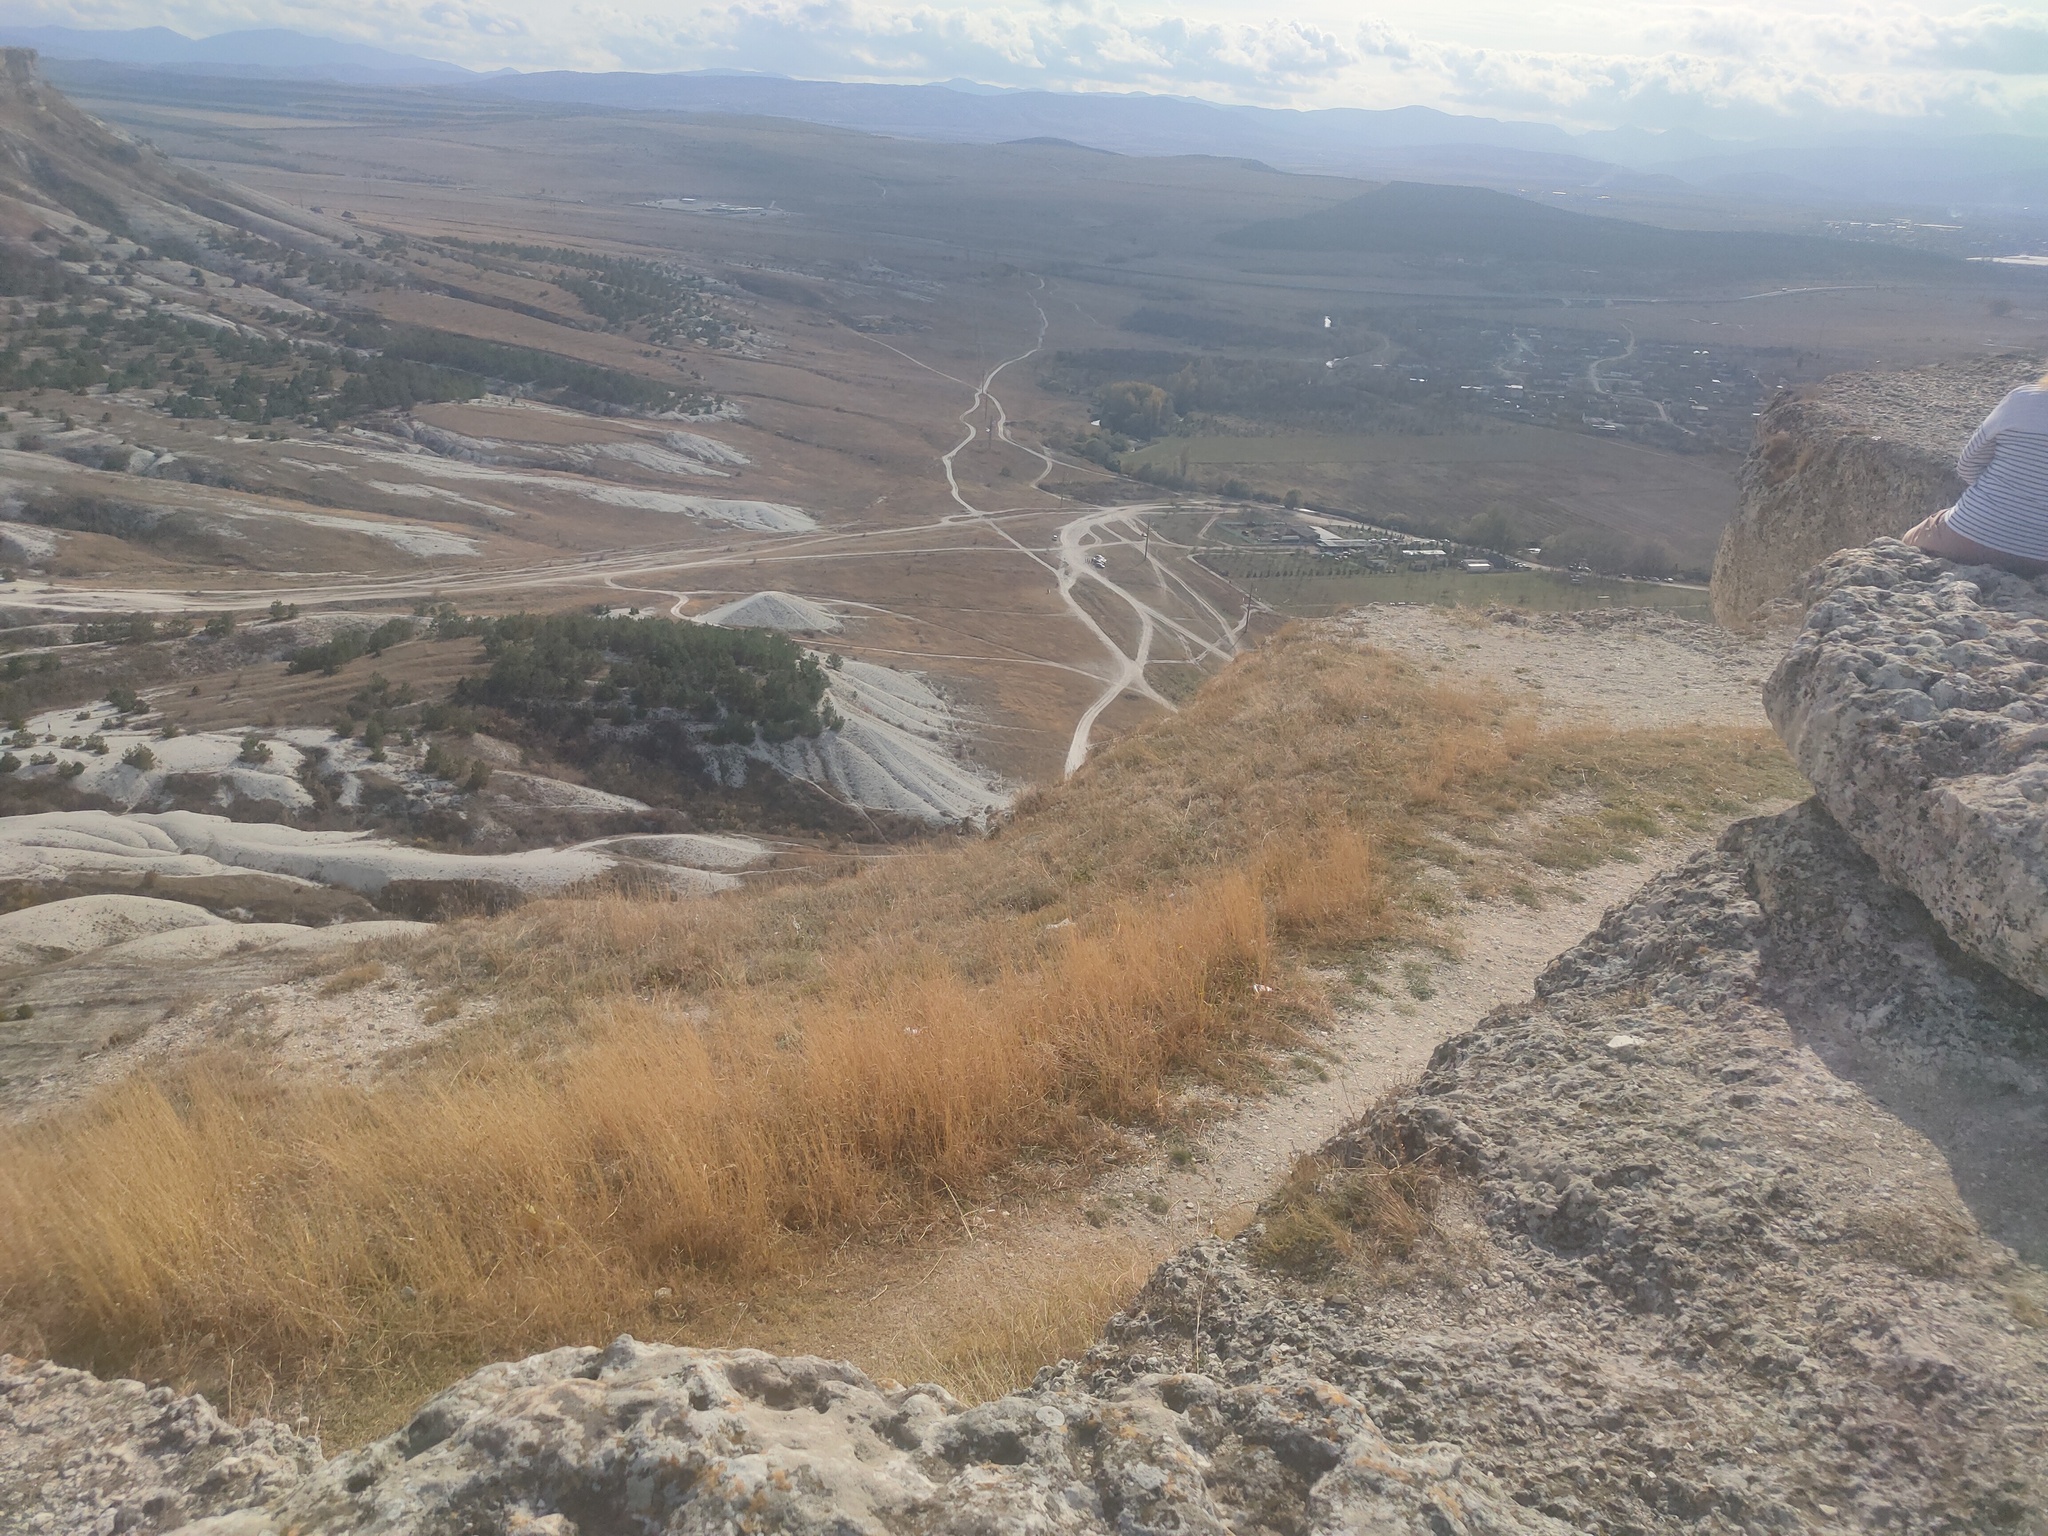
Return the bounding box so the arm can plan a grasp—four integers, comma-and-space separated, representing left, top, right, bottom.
7, 0, 2048, 137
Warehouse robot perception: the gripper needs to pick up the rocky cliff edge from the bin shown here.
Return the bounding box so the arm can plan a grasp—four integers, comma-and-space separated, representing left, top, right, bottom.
1711, 355, 2036, 632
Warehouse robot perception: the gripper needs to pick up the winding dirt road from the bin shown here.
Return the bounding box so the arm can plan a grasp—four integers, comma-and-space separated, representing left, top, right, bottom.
858, 275, 1246, 770
1587, 323, 1636, 395
927, 279, 1246, 770
6, 277, 1248, 776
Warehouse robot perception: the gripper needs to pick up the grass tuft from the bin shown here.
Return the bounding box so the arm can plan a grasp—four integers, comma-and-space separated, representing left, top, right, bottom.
1253, 1152, 1444, 1277
905, 1238, 1154, 1402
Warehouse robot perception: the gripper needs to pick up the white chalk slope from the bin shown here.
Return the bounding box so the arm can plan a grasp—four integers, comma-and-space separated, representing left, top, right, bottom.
299, 428, 815, 533
711, 659, 1010, 824
6, 701, 650, 817
0, 893, 223, 968
0, 893, 427, 970
700, 596, 1005, 822
0, 810, 766, 897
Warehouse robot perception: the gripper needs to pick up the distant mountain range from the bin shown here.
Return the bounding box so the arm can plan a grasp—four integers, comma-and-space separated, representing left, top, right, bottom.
0, 23, 1722, 172
474, 68, 1702, 186
13, 25, 2048, 222
0, 25, 489, 85
1223, 182, 1959, 285
452, 72, 2048, 217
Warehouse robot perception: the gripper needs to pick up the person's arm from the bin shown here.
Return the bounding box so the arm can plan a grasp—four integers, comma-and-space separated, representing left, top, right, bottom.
1958, 392, 2020, 484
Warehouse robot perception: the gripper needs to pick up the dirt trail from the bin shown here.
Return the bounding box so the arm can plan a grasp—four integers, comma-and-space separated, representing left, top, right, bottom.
1141, 858, 1696, 1224
861, 833, 1743, 1302
1329, 603, 1778, 730
812, 604, 1793, 1381
1126, 605, 1784, 1234
1587, 321, 1636, 395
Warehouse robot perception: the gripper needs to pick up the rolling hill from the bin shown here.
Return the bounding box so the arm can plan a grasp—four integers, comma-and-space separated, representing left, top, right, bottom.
0, 46, 345, 255
0, 25, 481, 85
1220, 180, 1971, 287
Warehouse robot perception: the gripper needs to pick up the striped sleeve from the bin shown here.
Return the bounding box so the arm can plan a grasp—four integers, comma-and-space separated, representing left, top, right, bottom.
1957, 415, 2002, 484
1948, 400, 2048, 561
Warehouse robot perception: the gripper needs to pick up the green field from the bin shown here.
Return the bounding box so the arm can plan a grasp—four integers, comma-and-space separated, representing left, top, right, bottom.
1197, 550, 1712, 619
1120, 424, 1741, 576
1125, 427, 1591, 471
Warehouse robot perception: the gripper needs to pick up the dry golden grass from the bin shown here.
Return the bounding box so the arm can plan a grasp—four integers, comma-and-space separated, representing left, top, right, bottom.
895, 1237, 1157, 1402
318, 961, 386, 996
0, 627, 1804, 1430
1253, 1153, 1444, 1277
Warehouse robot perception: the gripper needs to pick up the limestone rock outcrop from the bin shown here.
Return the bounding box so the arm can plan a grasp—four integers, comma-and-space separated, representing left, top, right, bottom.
1711, 355, 2036, 631
1765, 540, 2048, 997
1093, 801, 2048, 1531
171, 1342, 1555, 1536
0, 1357, 319, 1533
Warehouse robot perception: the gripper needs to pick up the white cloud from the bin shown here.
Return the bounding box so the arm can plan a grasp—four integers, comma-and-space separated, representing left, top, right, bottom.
1351, 4, 2048, 133
669, 2, 1360, 99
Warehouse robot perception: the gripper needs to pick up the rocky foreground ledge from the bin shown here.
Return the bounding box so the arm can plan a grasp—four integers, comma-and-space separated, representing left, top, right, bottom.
1766, 541, 2048, 997
9, 794, 2048, 1534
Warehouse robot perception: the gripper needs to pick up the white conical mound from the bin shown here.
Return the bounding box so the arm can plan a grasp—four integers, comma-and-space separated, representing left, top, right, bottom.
699, 591, 843, 633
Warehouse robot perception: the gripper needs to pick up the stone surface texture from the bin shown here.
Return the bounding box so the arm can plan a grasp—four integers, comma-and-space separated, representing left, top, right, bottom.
1089, 801, 2048, 1534
1711, 354, 2037, 631
0, 1357, 319, 1533
9, 797, 2048, 1534
1765, 539, 2048, 997
246, 1342, 1561, 1536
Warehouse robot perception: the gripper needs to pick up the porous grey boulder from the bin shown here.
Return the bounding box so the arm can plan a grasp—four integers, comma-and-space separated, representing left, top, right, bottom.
1765, 540, 2048, 996
167, 1339, 1559, 1535
0, 1356, 319, 1534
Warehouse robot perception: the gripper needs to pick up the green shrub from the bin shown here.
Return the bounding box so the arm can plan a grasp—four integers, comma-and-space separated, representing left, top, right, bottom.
287, 619, 414, 676
459, 612, 830, 746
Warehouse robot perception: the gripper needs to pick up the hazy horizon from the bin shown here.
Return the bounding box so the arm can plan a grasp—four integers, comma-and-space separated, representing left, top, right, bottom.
6, 2, 2048, 143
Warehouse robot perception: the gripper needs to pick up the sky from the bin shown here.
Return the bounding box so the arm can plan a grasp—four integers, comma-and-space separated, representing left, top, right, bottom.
15, 0, 2048, 137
